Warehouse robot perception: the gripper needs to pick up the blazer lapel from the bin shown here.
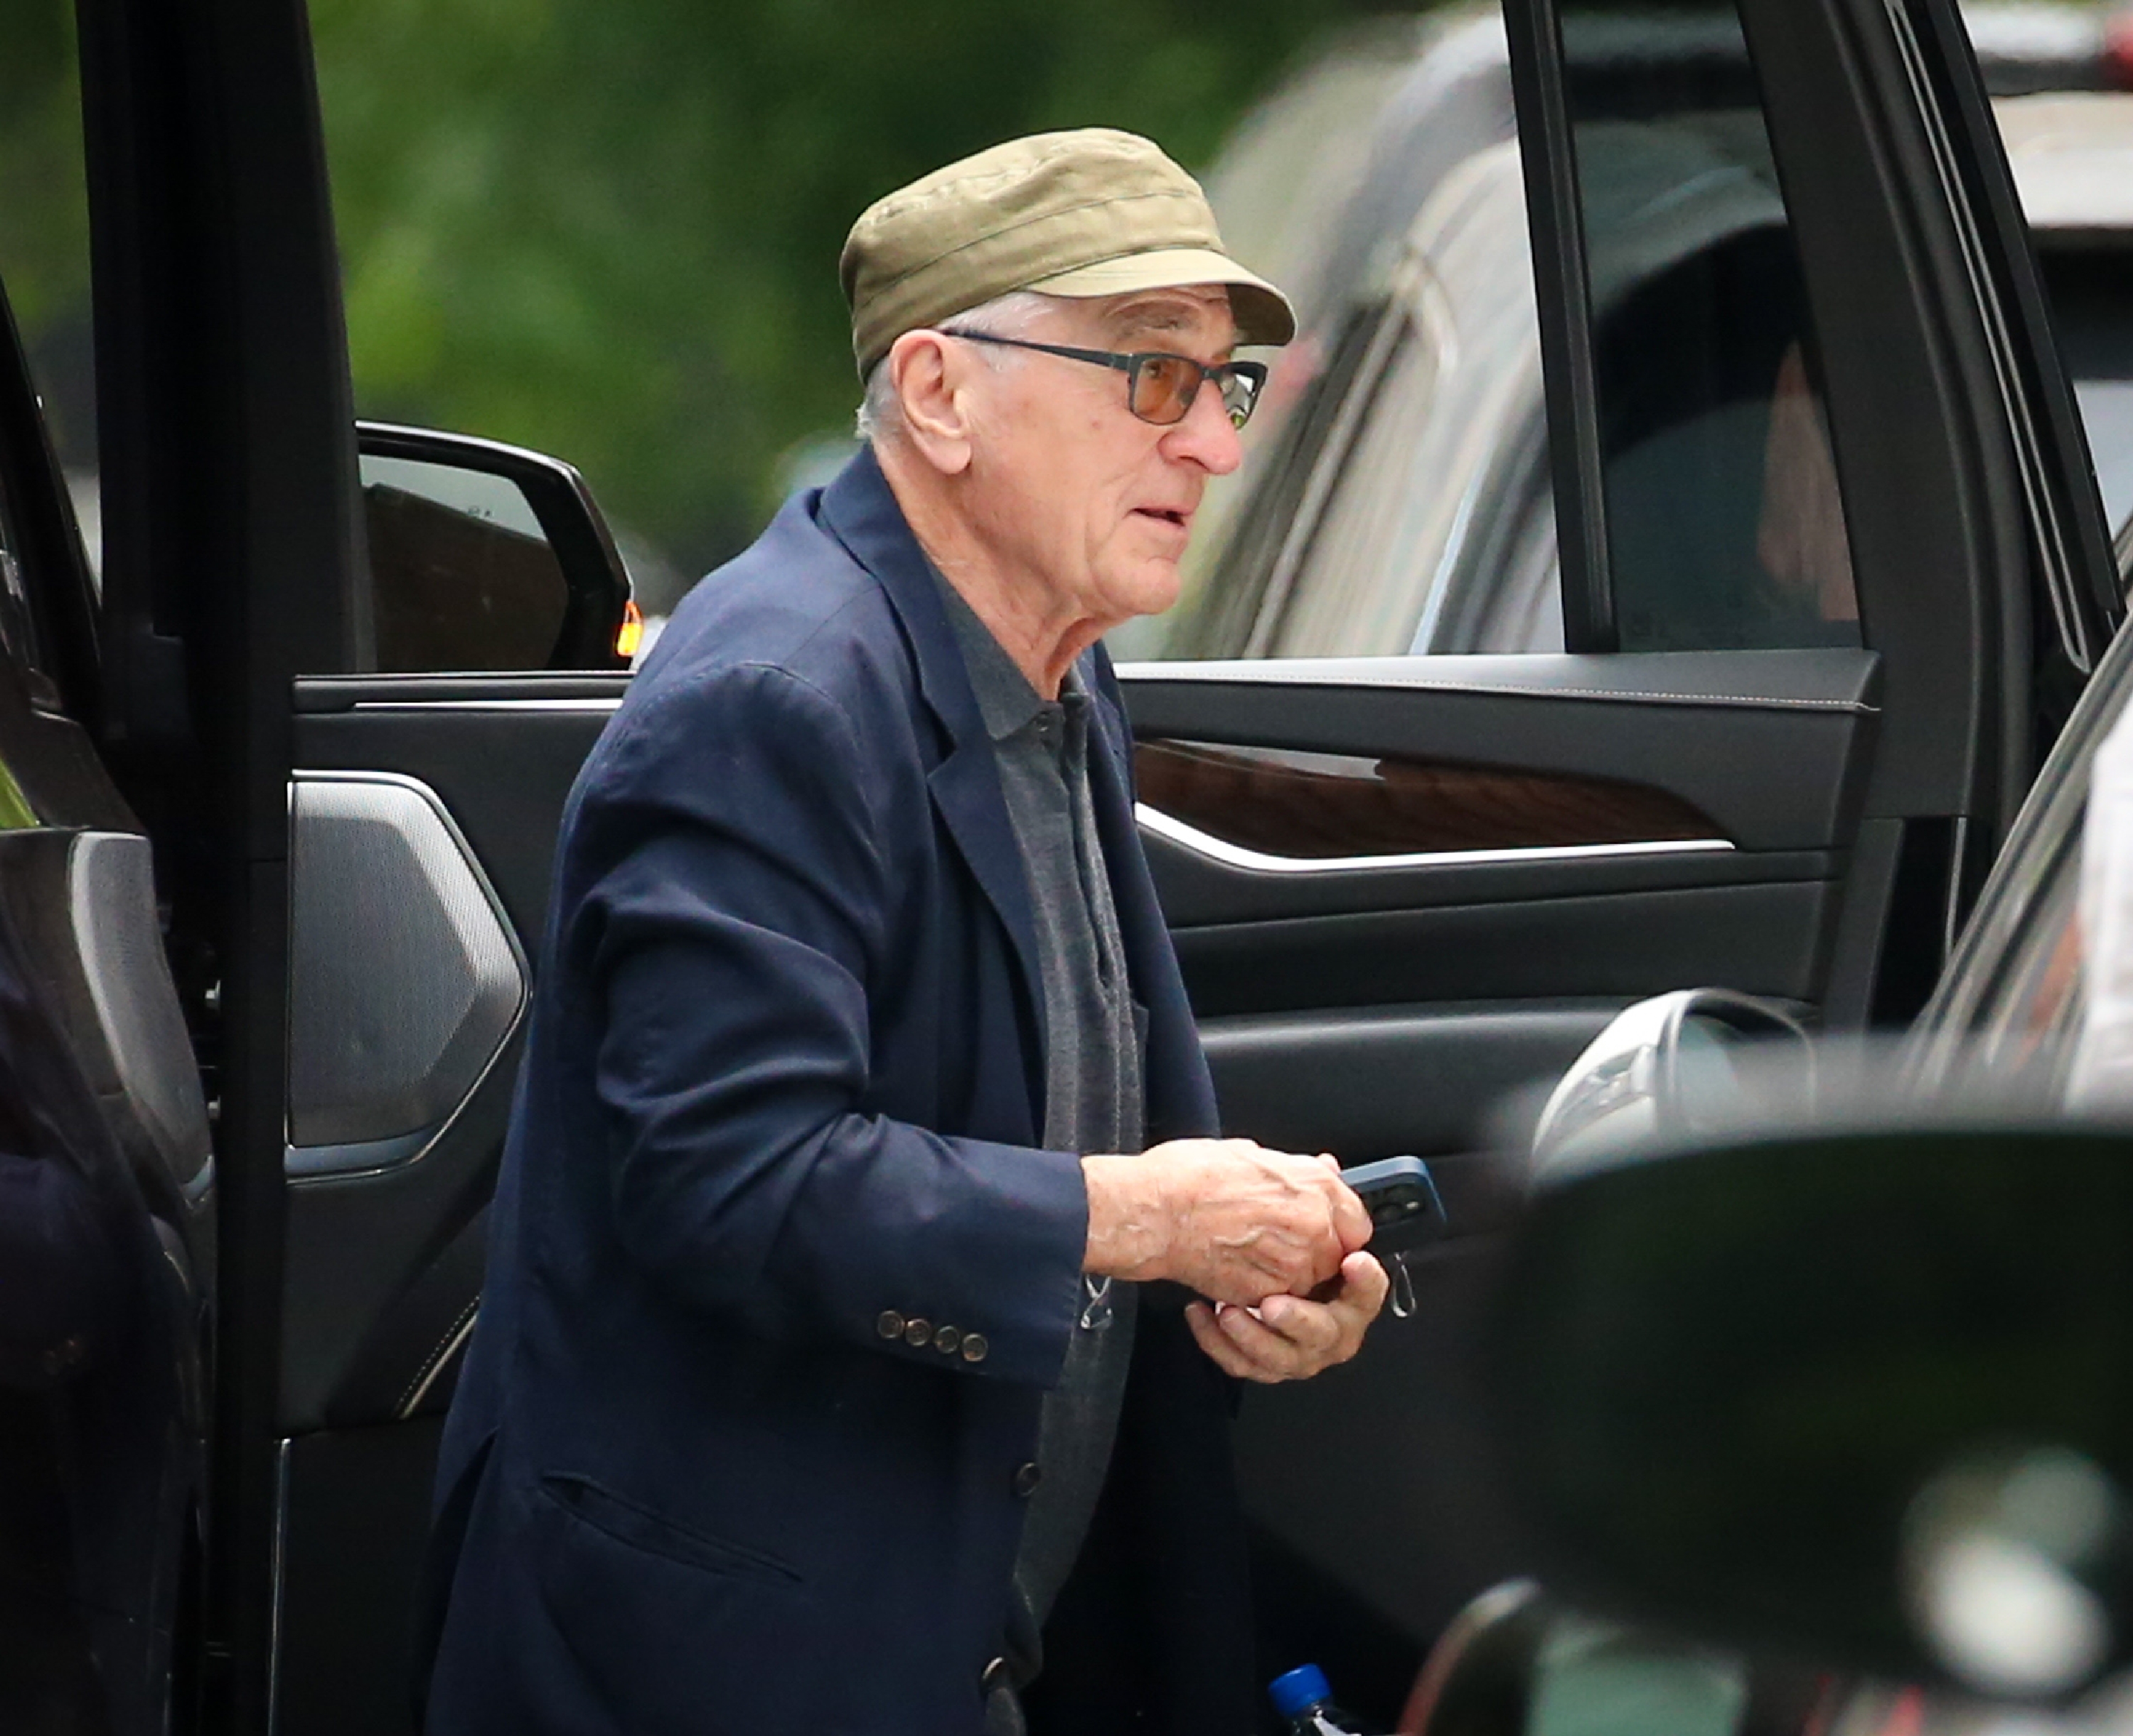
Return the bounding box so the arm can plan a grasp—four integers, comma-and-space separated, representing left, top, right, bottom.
816, 451, 1049, 1079
924, 744, 1048, 1063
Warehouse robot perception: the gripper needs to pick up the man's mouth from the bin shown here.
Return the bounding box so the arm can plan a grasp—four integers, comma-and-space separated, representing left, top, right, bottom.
1134, 508, 1190, 530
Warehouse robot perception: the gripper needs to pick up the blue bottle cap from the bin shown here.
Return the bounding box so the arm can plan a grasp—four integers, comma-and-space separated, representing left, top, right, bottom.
1269, 1663, 1332, 1718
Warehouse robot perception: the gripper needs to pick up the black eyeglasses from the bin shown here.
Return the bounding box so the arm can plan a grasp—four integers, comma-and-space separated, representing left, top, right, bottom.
946, 331, 1267, 430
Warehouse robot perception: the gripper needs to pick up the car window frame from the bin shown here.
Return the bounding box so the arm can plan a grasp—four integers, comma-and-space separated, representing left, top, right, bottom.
1507, 0, 1615, 650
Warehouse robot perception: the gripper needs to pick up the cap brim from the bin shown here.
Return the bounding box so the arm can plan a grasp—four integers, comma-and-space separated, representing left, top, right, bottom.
1024, 247, 1296, 347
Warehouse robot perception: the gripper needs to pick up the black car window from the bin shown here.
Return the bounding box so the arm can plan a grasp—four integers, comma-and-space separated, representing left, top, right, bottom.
1152, 11, 1555, 661
0, 0, 96, 581
1562, 4, 1858, 654
1148, 2, 1860, 662
0, 0, 95, 717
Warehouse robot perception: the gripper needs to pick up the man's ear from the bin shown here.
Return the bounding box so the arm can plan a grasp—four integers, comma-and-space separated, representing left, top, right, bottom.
887, 330, 974, 477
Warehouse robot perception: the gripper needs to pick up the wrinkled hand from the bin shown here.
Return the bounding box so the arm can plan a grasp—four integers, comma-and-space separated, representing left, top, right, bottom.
1082, 1139, 1372, 1307
1185, 1250, 1388, 1383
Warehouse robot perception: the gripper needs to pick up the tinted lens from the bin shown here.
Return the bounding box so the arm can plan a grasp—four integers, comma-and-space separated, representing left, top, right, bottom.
1128, 353, 1200, 424
1219, 364, 1264, 430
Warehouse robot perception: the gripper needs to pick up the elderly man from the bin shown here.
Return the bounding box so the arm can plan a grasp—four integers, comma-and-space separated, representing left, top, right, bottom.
419, 129, 1388, 1736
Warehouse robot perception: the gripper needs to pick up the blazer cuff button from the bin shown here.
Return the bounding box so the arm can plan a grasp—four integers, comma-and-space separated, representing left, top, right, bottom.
961, 1333, 989, 1363
904, 1317, 934, 1347
933, 1325, 962, 1354
876, 1309, 906, 1340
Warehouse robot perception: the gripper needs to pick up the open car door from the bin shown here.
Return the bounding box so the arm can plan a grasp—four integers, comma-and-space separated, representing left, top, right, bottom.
1123, 0, 2122, 1717
74, 1, 631, 1729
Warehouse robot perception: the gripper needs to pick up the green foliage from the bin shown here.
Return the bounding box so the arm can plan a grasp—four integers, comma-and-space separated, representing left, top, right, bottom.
0, 0, 1390, 578
311, 0, 1394, 582
0, 0, 91, 462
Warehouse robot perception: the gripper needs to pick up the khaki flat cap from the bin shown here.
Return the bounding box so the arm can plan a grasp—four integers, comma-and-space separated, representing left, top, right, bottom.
841, 127, 1295, 377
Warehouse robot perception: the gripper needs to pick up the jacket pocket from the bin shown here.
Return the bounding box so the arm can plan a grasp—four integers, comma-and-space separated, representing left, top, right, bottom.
536, 1473, 801, 1585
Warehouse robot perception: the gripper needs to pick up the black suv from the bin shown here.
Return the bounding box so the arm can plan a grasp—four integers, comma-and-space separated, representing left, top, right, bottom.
3, 1, 2125, 1733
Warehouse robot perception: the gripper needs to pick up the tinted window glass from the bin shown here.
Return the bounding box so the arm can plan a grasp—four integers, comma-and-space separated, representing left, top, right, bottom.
0, 1, 95, 573
0, 0, 92, 716
1144, 2, 1859, 663
1563, 4, 1859, 653
1150, 10, 1555, 660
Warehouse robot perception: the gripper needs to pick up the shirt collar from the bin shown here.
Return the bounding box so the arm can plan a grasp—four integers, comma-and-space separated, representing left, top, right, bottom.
931, 568, 1085, 744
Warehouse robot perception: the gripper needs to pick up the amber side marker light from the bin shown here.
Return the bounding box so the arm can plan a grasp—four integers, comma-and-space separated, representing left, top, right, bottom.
616, 597, 644, 660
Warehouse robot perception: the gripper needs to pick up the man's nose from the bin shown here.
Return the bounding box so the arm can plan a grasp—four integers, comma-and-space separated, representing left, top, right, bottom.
1162, 376, 1245, 476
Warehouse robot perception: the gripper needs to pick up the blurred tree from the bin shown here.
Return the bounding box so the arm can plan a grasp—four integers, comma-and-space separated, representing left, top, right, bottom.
311, 0, 1399, 594
0, 0, 93, 469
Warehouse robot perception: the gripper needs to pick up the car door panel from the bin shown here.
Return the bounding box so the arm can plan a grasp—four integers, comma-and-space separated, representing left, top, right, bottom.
1184, 873, 1830, 1161
290, 677, 629, 943
285, 770, 528, 1179
271, 679, 621, 1735
278, 680, 623, 1431
1126, 648, 1881, 855
279, 1067, 512, 1436
1204, 999, 1630, 1159
1126, 648, 1874, 1152
1157, 842, 1838, 936
1182, 880, 1833, 1019
319, 1206, 491, 1427
274, 1418, 444, 1736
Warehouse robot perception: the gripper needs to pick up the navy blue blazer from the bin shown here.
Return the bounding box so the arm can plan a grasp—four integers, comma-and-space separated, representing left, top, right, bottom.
422, 450, 1253, 1735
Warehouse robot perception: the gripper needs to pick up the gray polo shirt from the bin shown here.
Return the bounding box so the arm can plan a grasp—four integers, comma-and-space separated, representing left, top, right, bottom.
933, 577, 1144, 1728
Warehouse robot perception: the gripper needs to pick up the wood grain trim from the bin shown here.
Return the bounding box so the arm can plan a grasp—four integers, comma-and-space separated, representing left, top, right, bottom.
1133, 739, 1726, 859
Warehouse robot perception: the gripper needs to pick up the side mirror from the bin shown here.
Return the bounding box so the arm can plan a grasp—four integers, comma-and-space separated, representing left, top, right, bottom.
1529, 989, 1810, 1165
357, 422, 633, 673
1487, 1122, 2133, 1703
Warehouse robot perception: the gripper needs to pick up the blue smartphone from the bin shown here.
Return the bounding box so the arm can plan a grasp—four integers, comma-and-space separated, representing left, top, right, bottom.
1338, 1155, 1447, 1252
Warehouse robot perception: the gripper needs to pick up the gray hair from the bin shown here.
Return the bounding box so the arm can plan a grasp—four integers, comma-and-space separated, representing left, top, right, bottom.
855, 289, 1057, 445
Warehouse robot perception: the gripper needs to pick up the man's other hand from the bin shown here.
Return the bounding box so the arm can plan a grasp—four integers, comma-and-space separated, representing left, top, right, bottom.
1081, 1139, 1372, 1306
1184, 1251, 1388, 1383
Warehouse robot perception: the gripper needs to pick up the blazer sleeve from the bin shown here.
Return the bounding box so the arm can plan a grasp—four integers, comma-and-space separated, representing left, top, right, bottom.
571, 659, 1086, 1388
